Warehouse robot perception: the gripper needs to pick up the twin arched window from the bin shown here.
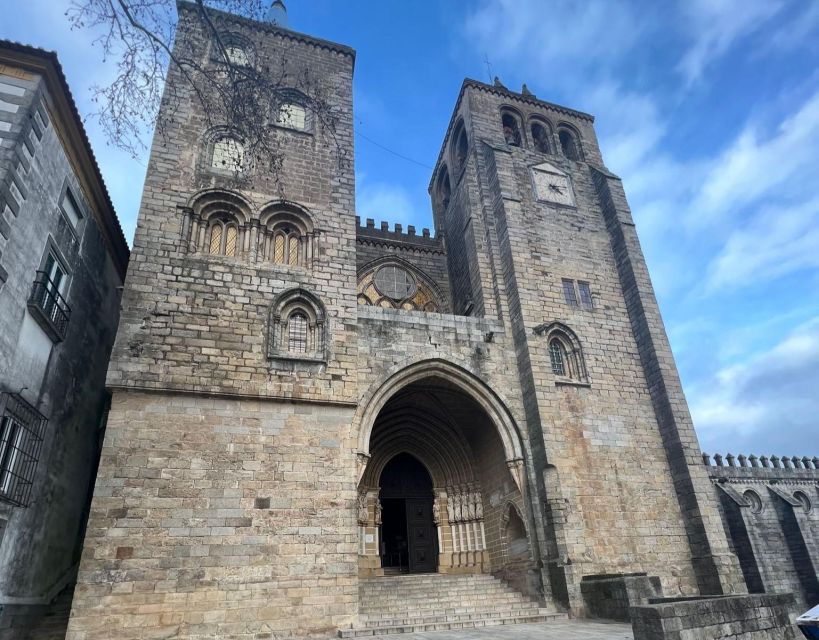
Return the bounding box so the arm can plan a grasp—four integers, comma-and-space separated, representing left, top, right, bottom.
207, 217, 239, 256
260, 204, 316, 268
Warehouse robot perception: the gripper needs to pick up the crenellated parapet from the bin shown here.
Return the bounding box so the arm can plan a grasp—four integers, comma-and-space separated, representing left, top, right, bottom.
703, 452, 819, 473
355, 216, 443, 253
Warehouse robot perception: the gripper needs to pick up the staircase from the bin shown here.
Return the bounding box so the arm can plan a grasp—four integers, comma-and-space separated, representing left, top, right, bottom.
339, 573, 565, 637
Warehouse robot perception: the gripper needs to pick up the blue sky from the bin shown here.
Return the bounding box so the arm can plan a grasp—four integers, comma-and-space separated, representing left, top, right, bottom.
6, 0, 819, 457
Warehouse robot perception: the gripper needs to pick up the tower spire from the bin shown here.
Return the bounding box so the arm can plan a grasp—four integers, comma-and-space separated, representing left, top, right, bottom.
266, 0, 289, 28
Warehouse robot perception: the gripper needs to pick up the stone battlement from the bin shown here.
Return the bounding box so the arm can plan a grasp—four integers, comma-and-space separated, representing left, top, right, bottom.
355, 216, 440, 246
703, 452, 819, 471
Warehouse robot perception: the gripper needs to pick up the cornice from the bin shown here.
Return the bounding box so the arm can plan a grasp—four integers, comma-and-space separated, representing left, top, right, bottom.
0, 40, 130, 279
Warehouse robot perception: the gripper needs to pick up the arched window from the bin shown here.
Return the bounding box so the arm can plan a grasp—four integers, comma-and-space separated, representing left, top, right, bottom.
535, 322, 589, 383
501, 111, 522, 147
225, 45, 249, 67
205, 218, 239, 256
276, 93, 309, 131
185, 190, 251, 258
558, 126, 582, 161
530, 120, 552, 154
268, 288, 327, 363
437, 166, 451, 211
211, 136, 245, 172
451, 119, 468, 175
260, 202, 316, 269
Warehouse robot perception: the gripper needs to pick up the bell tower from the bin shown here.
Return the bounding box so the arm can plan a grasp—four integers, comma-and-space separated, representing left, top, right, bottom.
429, 79, 744, 609
69, 3, 362, 637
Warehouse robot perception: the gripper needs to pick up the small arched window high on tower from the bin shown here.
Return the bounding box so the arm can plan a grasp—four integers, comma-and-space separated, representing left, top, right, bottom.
530, 119, 552, 154
268, 288, 327, 363
501, 110, 522, 147
451, 119, 468, 175
211, 136, 245, 173
558, 126, 582, 161
437, 166, 452, 211
259, 202, 316, 269
186, 190, 251, 259
536, 322, 589, 383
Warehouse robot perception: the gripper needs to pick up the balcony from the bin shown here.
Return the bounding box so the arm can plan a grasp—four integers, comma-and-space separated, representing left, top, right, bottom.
27, 271, 71, 342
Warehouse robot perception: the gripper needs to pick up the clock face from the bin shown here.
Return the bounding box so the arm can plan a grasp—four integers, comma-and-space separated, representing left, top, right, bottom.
531, 162, 575, 206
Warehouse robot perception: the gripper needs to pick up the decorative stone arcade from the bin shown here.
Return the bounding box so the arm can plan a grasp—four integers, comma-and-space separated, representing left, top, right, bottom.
356, 368, 535, 580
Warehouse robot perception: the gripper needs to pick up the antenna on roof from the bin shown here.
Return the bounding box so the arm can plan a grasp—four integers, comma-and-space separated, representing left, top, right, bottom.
266, 0, 289, 28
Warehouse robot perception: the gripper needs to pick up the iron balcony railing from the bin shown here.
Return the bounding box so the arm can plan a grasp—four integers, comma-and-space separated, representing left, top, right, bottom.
28, 271, 71, 341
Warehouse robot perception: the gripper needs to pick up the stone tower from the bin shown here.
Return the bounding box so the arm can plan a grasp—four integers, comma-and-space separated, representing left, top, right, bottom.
68, 6, 749, 640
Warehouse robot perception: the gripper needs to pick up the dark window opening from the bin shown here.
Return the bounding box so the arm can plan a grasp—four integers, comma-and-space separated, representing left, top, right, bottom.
502, 113, 521, 146
287, 312, 308, 353
549, 339, 566, 376
0, 393, 47, 508
562, 279, 579, 307
578, 281, 594, 309
531, 122, 551, 154
559, 128, 581, 160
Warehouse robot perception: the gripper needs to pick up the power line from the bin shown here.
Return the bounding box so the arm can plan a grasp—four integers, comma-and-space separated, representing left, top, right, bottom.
355, 124, 434, 170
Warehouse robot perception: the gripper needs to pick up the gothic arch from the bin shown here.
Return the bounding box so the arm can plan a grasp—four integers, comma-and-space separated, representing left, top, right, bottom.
499, 106, 525, 147
557, 123, 584, 161
450, 118, 468, 176
355, 359, 526, 482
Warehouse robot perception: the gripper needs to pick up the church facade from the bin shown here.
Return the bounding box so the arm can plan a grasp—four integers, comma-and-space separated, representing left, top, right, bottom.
66, 5, 815, 640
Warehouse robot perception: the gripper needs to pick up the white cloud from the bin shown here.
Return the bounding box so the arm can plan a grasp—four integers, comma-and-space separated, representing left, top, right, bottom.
676, 0, 784, 85
687, 88, 819, 231
706, 198, 819, 290
689, 317, 819, 456
464, 0, 647, 82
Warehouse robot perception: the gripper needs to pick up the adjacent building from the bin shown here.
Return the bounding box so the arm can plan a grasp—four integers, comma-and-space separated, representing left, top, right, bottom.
0, 41, 129, 635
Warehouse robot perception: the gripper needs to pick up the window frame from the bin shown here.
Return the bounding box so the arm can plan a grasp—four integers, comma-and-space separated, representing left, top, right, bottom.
0, 392, 47, 508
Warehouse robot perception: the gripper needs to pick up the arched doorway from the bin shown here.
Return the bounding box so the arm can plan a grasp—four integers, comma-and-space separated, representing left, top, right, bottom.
379, 453, 437, 573
356, 364, 533, 581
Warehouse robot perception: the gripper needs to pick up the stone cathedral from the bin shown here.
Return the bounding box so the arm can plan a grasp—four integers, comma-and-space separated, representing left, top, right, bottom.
66, 4, 817, 640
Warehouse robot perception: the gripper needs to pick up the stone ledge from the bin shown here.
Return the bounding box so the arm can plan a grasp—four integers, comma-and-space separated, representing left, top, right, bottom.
631, 593, 798, 640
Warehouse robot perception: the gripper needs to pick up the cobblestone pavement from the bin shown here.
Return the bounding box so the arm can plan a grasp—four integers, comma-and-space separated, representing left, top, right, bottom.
367, 620, 635, 639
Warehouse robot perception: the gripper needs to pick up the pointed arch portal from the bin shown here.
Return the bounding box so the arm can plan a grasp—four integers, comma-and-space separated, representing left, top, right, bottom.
355, 360, 532, 578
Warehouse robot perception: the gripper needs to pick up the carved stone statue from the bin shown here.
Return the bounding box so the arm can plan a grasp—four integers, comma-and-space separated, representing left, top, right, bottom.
446, 495, 455, 524
357, 492, 368, 525
374, 497, 382, 526
432, 499, 440, 525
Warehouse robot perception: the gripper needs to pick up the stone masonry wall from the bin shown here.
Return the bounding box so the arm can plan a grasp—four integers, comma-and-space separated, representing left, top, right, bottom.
68, 391, 358, 639
705, 453, 819, 609
70, 6, 360, 639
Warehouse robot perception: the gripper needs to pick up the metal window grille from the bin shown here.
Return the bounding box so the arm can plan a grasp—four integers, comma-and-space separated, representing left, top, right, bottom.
562, 279, 579, 307
578, 281, 594, 309
225, 225, 238, 257
273, 234, 286, 263
209, 224, 223, 254
288, 236, 299, 266
549, 340, 566, 376
288, 313, 308, 353
28, 270, 71, 341
0, 393, 47, 508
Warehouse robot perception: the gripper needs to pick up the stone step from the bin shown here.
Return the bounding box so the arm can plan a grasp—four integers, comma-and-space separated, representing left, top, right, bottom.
362, 604, 549, 625
342, 573, 565, 637
339, 612, 567, 637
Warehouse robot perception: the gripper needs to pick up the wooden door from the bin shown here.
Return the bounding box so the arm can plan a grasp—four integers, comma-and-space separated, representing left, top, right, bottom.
406, 498, 436, 573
